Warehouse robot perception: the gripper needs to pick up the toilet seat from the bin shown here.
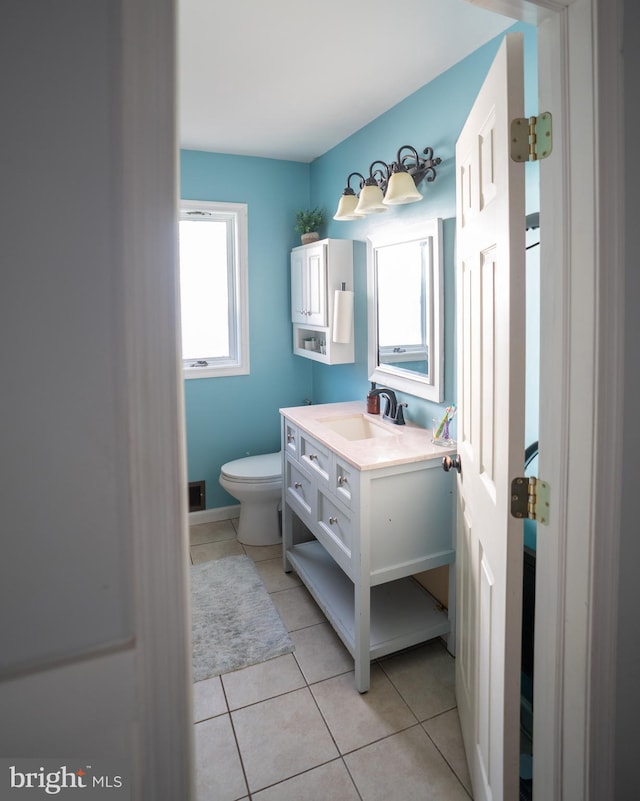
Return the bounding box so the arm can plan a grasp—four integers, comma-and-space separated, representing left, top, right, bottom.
220, 452, 281, 484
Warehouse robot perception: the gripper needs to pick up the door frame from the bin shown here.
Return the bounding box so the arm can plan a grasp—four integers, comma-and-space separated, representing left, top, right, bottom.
125, 0, 623, 797
471, 1, 623, 798
122, 0, 194, 797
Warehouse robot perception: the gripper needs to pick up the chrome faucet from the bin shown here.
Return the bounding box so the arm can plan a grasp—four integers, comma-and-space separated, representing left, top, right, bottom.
368, 387, 407, 425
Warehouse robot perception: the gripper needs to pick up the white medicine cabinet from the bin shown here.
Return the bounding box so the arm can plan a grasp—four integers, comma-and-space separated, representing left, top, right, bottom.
367, 219, 444, 402
290, 238, 354, 364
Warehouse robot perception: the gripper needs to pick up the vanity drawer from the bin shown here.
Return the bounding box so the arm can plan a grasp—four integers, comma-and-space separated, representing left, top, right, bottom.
285, 458, 314, 522
317, 491, 352, 575
300, 432, 332, 485
284, 421, 299, 460
334, 458, 355, 508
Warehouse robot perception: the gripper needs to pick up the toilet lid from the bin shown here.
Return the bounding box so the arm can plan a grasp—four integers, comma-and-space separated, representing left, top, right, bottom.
220, 451, 281, 482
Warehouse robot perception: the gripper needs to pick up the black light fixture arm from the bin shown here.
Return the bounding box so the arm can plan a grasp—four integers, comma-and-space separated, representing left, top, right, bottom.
366, 159, 391, 191
395, 144, 422, 171
340, 171, 366, 197
394, 145, 441, 184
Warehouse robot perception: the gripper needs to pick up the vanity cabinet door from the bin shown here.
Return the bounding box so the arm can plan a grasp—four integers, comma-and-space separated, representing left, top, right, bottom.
317, 490, 352, 577
334, 458, 355, 508
284, 421, 299, 460
285, 457, 314, 523
299, 432, 331, 486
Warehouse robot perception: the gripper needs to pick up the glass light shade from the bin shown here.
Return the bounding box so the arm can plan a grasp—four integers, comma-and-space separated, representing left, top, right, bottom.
383, 170, 423, 205
333, 193, 364, 221
354, 183, 387, 215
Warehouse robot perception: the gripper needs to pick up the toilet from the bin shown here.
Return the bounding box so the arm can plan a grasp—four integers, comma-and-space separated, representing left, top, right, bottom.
219, 452, 282, 546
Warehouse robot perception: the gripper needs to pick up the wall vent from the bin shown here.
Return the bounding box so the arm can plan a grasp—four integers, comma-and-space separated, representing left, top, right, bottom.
188, 480, 206, 513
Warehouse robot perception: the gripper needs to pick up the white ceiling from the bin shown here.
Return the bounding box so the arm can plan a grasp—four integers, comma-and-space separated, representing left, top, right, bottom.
178, 0, 512, 163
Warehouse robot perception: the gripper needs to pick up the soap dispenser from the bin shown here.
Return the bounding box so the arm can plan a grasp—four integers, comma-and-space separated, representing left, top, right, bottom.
366, 382, 380, 415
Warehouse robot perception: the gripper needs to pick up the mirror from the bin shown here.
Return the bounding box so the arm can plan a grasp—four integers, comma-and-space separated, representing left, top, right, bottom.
367, 218, 443, 402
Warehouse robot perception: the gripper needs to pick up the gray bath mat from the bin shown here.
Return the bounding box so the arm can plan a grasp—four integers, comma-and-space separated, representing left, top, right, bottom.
190, 555, 293, 682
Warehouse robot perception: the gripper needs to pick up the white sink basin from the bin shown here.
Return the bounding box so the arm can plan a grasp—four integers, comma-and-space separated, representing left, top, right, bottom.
319, 414, 394, 441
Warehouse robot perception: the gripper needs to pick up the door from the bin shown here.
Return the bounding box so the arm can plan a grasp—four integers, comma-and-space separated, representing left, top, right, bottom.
455, 32, 526, 801
291, 247, 306, 323
304, 242, 327, 326
291, 243, 327, 326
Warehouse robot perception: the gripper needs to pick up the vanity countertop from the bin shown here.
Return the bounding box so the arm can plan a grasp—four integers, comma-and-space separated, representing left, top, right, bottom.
280, 401, 455, 471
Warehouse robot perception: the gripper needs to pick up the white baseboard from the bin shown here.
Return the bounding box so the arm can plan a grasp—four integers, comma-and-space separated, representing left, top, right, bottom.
189, 505, 240, 525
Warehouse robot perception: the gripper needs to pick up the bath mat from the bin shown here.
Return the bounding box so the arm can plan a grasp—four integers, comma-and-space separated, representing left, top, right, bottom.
190, 555, 293, 682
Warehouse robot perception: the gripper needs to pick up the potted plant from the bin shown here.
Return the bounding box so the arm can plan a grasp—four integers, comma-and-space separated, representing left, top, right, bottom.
294, 207, 325, 244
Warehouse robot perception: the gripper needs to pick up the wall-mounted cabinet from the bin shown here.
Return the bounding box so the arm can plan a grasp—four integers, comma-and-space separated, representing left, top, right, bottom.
291, 238, 354, 364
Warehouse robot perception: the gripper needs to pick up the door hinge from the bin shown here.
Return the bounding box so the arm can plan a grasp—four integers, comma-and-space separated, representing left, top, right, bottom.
510, 112, 553, 163
511, 476, 550, 525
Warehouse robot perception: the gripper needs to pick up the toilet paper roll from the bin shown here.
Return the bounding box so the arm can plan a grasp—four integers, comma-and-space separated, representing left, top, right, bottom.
332, 289, 354, 343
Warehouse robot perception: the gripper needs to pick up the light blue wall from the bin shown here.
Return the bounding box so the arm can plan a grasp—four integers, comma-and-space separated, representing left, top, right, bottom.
308, 22, 538, 433
180, 22, 538, 510
180, 151, 313, 508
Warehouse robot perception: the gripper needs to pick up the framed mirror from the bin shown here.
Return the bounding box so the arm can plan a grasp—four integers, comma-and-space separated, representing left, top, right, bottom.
367, 218, 444, 402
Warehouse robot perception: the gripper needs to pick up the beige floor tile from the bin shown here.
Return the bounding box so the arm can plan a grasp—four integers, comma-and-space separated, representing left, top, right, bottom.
311, 664, 416, 754
269, 585, 325, 632
191, 539, 245, 564
423, 709, 472, 796
222, 654, 305, 710
291, 622, 353, 684
242, 543, 283, 562
253, 557, 302, 592
190, 519, 238, 546
231, 688, 338, 793
193, 676, 227, 722
344, 725, 471, 801
194, 714, 247, 801
378, 640, 456, 721
251, 759, 360, 801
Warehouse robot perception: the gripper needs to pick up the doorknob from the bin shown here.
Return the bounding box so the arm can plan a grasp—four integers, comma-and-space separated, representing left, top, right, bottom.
442, 455, 462, 474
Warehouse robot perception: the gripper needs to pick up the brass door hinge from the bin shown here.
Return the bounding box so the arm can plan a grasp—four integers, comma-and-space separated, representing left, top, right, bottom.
511, 112, 553, 162
511, 476, 550, 525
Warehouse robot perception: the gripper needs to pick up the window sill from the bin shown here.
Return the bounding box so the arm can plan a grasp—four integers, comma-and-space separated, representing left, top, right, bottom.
183, 362, 249, 380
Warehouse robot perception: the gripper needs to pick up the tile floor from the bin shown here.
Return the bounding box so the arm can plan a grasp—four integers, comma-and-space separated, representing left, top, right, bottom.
190, 519, 473, 801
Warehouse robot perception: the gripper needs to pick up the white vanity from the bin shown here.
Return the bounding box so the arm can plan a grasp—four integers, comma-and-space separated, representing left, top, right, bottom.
280, 400, 455, 692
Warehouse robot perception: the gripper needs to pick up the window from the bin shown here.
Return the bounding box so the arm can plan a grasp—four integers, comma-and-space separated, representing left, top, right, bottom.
179, 200, 249, 378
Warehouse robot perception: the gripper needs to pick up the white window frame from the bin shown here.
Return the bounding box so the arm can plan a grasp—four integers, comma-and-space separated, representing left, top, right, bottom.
179, 199, 249, 379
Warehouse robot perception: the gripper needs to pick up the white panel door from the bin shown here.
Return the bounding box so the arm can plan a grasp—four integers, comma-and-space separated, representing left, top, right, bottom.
290, 243, 327, 326
304, 243, 327, 326
291, 247, 306, 323
455, 32, 526, 801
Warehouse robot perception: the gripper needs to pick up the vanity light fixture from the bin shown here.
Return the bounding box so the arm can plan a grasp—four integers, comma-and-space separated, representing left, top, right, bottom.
332, 172, 366, 221
333, 145, 442, 220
